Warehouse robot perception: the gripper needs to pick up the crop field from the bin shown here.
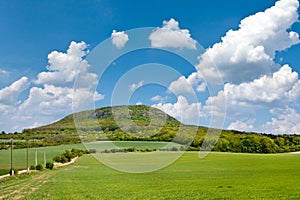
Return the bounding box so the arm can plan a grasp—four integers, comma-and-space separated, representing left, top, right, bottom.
0, 141, 180, 173
1, 151, 300, 199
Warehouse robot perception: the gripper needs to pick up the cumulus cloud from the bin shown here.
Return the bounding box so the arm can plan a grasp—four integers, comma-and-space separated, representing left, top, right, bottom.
168, 76, 194, 94
0, 77, 30, 130
0, 77, 29, 106
229, 107, 300, 134
168, 72, 206, 94
136, 101, 143, 105
20, 85, 104, 116
197, 82, 207, 92
149, 18, 197, 49
196, 0, 299, 84
35, 41, 97, 88
152, 95, 202, 124
227, 120, 254, 132
205, 65, 300, 119
111, 30, 129, 49
129, 81, 144, 92
0, 41, 103, 132
260, 107, 300, 134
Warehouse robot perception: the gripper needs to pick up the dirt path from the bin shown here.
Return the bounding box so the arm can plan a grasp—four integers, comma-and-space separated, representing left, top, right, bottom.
0, 170, 55, 200
289, 151, 300, 154
0, 157, 79, 199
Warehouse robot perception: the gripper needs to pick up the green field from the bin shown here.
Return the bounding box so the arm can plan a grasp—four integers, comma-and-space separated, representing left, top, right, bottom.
0, 141, 180, 171
1, 151, 300, 199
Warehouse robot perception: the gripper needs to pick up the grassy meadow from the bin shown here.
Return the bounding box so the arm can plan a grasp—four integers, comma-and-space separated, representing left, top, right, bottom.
0, 141, 180, 171
1, 151, 300, 199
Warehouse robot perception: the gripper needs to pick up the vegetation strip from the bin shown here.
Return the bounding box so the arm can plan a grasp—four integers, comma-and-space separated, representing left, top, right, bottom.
1, 105, 300, 154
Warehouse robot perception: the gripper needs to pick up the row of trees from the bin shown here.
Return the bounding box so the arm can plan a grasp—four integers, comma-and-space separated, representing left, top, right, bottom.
2, 126, 300, 153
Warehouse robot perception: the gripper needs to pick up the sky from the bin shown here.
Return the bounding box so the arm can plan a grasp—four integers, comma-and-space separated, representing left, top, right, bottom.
0, 0, 300, 134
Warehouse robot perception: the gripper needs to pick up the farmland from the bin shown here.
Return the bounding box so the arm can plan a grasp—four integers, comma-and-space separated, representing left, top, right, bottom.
1, 151, 300, 199
0, 141, 180, 172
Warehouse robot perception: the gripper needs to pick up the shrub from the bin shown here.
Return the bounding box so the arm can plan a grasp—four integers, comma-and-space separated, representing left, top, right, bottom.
60, 155, 68, 163
46, 162, 54, 170
89, 149, 97, 154
110, 149, 117, 153
30, 165, 36, 170
63, 150, 73, 162
171, 146, 178, 151
53, 155, 61, 162
36, 164, 44, 171
102, 149, 110, 153
78, 152, 83, 157
126, 147, 136, 152
187, 146, 200, 151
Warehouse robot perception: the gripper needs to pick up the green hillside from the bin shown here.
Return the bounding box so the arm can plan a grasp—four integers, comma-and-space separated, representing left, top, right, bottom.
30, 105, 182, 141
1, 105, 300, 153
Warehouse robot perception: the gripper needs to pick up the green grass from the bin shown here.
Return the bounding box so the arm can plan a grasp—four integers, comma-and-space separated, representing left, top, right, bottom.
0, 143, 85, 170
0, 141, 179, 172
0, 168, 9, 176
1, 152, 300, 199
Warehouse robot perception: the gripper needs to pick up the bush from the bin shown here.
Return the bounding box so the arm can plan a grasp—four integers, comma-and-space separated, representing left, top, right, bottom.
89, 149, 97, 154
60, 155, 68, 163
30, 165, 36, 170
186, 146, 200, 151
52, 149, 88, 164
53, 155, 61, 162
102, 149, 109, 153
36, 163, 43, 171
63, 150, 73, 162
171, 146, 178, 151
110, 149, 117, 153
126, 147, 136, 152
46, 162, 54, 170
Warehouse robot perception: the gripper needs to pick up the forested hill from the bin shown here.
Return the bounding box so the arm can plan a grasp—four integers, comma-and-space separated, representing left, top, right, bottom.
1, 105, 300, 153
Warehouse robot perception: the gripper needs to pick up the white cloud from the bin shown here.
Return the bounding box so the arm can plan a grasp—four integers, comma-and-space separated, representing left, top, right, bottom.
150, 95, 169, 103
205, 65, 300, 119
227, 120, 254, 132
196, 82, 207, 92
260, 107, 300, 134
0, 77, 29, 106
35, 41, 96, 88
152, 95, 202, 124
224, 65, 300, 104
111, 30, 129, 49
136, 101, 143, 105
149, 18, 197, 49
20, 85, 103, 116
168, 76, 193, 94
168, 72, 206, 94
196, 0, 299, 84
129, 81, 144, 92
0, 41, 104, 132
0, 77, 30, 131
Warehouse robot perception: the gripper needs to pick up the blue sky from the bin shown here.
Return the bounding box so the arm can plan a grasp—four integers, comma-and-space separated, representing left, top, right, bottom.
0, 0, 300, 134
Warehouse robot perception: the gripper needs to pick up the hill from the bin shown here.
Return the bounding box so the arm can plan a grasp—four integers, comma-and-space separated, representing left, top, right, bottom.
31, 105, 181, 140
2, 105, 300, 153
